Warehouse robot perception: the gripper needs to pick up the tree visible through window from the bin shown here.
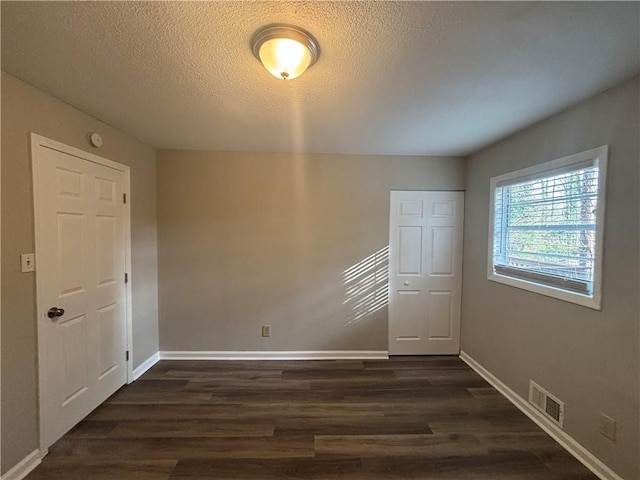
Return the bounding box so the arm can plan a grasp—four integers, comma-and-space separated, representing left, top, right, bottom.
488, 146, 607, 309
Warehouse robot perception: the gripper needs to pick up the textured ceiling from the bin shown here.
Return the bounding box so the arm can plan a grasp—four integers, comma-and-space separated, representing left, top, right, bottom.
2, 1, 639, 156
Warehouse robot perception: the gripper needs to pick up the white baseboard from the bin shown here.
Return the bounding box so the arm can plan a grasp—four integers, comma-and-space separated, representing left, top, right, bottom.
459, 351, 623, 480
131, 352, 160, 381
159, 350, 389, 360
1, 449, 42, 480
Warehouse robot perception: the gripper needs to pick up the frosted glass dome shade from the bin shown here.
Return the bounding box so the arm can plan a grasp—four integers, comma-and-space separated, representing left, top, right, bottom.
258, 38, 312, 80
251, 25, 319, 80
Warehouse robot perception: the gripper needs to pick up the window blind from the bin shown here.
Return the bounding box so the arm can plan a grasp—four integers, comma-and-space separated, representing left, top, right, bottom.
493, 163, 599, 296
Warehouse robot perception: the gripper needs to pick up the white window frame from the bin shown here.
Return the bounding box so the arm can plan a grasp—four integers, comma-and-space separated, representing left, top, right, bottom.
487, 146, 608, 310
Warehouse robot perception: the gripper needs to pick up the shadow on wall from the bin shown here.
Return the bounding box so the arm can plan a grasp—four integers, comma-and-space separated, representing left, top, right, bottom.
343, 246, 390, 326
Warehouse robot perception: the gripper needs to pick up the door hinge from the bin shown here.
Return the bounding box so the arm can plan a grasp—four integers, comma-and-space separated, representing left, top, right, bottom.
123, 193, 127, 204
126, 350, 130, 362
124, 273, 128, 284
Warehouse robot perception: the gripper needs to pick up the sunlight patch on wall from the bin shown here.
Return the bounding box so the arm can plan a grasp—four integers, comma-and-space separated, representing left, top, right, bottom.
343, 246, 389, 326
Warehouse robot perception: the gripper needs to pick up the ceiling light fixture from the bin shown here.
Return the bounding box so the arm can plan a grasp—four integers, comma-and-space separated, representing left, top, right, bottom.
251, 24, 319, 80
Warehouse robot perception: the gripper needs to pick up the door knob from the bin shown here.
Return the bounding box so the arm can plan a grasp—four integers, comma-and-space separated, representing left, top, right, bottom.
403, 281, 410, 286
47, 307, 65, 319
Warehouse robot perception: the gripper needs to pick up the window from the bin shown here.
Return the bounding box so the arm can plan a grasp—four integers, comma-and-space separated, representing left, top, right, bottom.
488, 146, 608, 309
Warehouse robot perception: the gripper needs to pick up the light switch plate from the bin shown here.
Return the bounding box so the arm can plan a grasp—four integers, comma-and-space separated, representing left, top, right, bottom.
21, 253, 35, 273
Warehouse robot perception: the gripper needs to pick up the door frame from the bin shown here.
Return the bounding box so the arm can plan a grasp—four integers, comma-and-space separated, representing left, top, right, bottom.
31, 133, 133, 453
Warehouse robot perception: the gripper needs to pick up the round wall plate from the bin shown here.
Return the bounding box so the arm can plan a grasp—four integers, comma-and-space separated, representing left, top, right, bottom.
89, 132, 103, 148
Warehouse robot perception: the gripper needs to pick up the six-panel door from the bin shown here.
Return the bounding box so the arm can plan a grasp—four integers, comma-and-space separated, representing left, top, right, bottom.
388, 191, 464, 354
34, 144, 127, 448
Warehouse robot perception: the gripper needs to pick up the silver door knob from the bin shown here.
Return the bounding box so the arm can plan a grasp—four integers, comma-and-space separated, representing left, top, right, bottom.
403, 281, 409, 286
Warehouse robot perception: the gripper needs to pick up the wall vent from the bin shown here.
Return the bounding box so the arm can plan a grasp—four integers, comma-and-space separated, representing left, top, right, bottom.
529, 380, 564, 428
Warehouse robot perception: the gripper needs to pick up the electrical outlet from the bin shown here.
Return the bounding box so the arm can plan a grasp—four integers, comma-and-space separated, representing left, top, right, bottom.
261, 325, 271, 337
21, 253, 35, 273
599, 413, 616, 442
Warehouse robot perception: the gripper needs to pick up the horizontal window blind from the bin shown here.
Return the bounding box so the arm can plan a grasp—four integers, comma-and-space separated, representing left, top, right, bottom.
493, 163, 599, 296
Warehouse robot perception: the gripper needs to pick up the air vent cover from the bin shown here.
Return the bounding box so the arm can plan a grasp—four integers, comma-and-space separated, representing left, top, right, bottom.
529, 380, 564, 428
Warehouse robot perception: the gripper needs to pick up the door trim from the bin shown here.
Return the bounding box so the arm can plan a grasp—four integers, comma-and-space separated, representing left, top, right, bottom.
30, 133, 133, 454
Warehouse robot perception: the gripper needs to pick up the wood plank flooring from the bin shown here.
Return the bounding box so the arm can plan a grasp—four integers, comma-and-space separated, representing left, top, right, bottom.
26, 356, 597, 479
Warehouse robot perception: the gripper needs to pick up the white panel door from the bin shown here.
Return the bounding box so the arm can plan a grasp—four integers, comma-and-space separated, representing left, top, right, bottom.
33, 142, 127, 449
388, 191, 464, 354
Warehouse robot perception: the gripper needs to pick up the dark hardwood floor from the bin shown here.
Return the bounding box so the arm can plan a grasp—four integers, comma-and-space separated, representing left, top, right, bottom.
26, 356, 597, 479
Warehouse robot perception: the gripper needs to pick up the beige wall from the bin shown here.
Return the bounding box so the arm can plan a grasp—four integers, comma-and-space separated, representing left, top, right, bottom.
1, 72, 159, 473
461, 77, 639, 479
5, 65, 635, 478
157, 151, 465, 352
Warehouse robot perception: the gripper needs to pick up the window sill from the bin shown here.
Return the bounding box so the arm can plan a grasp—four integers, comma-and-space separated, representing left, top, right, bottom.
487, 272, 602, 310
